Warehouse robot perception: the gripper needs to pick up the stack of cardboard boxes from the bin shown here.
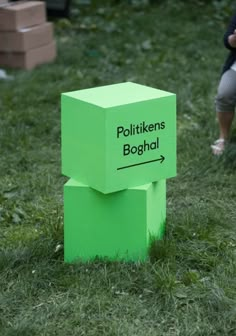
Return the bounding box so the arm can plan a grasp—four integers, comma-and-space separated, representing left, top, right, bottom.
0, 1, 56, 69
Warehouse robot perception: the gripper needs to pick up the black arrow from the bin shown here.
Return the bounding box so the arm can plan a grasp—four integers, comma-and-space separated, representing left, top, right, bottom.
117, 155, 165, 170
158, 155, 165, 164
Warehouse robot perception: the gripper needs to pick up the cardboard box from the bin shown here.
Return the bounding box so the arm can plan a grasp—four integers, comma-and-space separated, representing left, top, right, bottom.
0, 22, 53, 52
64, 179, 166, 262
0, 0, 8, 6
61, 83, 176, 194
0, 40, 56, 69
0, 1, 46, 31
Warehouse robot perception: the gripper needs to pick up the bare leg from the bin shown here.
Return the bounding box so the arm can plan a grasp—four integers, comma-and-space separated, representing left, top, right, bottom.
218, 111, 234, 139
213, 69, 236, 154
211, 111, 234, 155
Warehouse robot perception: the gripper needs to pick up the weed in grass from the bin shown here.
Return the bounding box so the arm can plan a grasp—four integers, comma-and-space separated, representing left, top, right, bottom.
149, 238, 176, 263
181, 270, 200, 287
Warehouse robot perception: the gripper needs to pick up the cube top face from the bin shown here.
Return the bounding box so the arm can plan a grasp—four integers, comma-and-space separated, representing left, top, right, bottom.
64, 82, 174, 108
62, 82, 176, 193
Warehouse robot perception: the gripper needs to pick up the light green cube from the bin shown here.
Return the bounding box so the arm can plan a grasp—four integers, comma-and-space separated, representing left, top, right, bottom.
64, 179, 166, 262
62, 82, 176, 194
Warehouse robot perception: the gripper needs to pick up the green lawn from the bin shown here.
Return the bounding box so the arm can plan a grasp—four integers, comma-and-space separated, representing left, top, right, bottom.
0, 1, 236, 335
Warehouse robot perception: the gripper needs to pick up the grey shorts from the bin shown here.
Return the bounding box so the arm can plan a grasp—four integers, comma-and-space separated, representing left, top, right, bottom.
215, 69, 236, 112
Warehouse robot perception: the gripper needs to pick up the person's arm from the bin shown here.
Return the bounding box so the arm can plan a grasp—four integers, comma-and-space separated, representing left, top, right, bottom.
224, 14, 236, 49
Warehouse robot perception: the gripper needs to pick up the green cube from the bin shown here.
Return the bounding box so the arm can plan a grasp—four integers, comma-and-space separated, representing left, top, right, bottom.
64, 179, 166, 262
62, 82, 176, 194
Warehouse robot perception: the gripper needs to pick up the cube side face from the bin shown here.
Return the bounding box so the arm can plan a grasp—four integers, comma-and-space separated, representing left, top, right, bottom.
147, 180, 166, 243
61, 94, 106, 190
105, 94, 176, 193
64, 180, 149, 262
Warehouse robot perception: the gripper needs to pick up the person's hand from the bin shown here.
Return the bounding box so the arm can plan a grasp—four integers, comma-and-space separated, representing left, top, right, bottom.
228, 30, 236, 48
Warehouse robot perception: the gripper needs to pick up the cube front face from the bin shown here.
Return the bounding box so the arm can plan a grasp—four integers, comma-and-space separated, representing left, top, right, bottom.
62, 82, 176, 193
105, 95, 176, 193
64, 179, 166, 262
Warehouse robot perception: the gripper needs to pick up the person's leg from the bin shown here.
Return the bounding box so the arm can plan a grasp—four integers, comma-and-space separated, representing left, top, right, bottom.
212, 69, 236, 155
218, 111, 234, 139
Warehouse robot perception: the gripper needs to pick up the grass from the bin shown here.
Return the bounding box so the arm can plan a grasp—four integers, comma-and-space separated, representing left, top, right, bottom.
0, 1, 236, 335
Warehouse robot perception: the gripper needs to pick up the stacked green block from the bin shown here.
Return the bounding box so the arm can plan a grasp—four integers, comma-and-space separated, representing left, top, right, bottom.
62, 82, 176, 194
61, 82, 176, 262
64, 179, 166, 262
